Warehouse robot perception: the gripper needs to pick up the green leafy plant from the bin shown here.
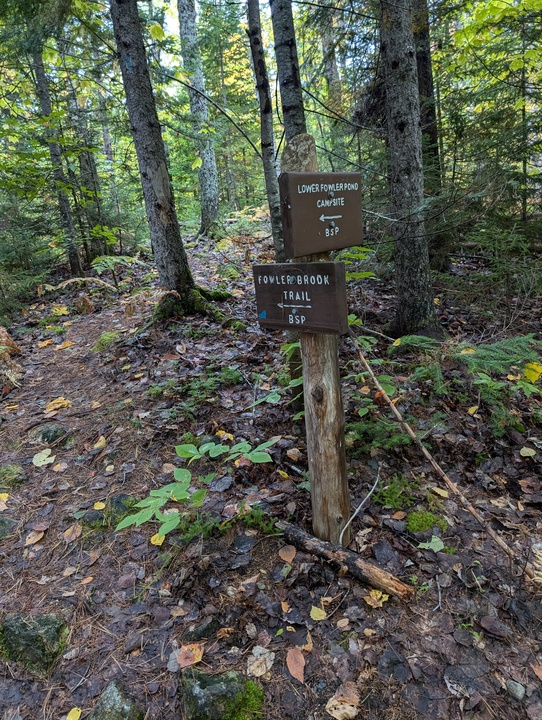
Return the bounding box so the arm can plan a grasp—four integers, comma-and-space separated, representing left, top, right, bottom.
116, 438, 278, 539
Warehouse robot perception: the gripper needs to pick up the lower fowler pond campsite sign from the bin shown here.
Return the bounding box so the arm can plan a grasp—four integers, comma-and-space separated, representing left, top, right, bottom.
253, 261, 348, 334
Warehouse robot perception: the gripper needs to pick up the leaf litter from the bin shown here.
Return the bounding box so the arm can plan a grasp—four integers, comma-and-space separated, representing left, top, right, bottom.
0, 236, 541, 719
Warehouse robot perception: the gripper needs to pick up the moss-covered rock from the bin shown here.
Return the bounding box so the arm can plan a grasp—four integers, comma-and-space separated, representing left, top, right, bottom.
0, 516, 17, 541
1, 613, 68, 674
0, 464, 25, 488
181, 669, 264, 720
88, 681, 144, 720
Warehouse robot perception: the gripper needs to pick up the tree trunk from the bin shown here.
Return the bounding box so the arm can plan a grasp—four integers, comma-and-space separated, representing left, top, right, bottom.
109, 0, 195, 307
177, 0, 220, 235
270, 0, 307, 142
247, 0, 284, 261
380, 0, 437, 336
32, 51, 83, 277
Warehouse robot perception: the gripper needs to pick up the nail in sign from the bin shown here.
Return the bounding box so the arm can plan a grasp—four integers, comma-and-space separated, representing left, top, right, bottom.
253, 262, 348, 334
279, 172, 363, 258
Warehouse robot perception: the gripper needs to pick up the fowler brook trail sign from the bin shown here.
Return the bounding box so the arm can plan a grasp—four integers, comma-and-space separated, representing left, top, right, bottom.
252, 261, 348, 334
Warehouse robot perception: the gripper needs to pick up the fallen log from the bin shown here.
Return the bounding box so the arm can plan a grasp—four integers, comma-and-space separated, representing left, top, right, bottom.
276, 520, 415, 601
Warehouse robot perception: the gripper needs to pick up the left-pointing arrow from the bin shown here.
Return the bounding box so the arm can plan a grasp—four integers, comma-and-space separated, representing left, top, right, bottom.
319, 214, 342, 222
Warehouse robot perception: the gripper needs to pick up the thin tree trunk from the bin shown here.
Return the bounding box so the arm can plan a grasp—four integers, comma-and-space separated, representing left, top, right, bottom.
380, 0, 437, 336
109, 0, 195, 304
177, 0, 220, 235
270, 0, 307, 142
32, 51, 82, 277
247, 0, 284, 261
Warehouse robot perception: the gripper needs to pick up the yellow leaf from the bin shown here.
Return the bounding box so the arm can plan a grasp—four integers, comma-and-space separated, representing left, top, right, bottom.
278, 469, 289, 479
54, 340, 75, 351
151, 533, 165, 546
66, 709, 82, 720
468, 405, 479, 415
392, 338, 401, 347
433, 297, 440, 305
37, 339, 54, 348
507, 373, 521, 381
310, 606, 327, 621
524, 362, 542, 383
93, 436, 107, 449
429, 487, 449, 498
133, 373, 144, 379
216, 430, 234, 441
53, 462, 68, 473
51, 304, 69, 316
0, 493, 8, 502
176, 642, 204, 668
460, 348, 476, 355
93, 501, 106, 510
45, 397, 72, 412
363, 589, 389, 608
24, 530, 45, 546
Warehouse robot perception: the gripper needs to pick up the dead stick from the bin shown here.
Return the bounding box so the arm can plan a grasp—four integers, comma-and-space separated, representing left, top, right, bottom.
276, 520, 414, 601
348, 331, 535, 580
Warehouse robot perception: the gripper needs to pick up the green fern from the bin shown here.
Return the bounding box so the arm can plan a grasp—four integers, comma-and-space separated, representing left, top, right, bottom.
454, 335, 542, 374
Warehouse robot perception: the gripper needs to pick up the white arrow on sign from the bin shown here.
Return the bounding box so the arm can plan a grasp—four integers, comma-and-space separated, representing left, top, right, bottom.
278, 303, 312, 310
319, 214, 342, 222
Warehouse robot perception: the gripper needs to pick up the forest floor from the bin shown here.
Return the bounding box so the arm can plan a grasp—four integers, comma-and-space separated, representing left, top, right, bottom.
1, 214, 542, 720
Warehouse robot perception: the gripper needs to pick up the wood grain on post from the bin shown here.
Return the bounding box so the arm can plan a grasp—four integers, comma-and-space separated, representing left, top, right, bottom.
281, 134, 350, 545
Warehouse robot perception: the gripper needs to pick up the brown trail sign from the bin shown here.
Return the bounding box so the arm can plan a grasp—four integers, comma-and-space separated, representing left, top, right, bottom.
253, 262, 348, 334
279, 172, 363, 258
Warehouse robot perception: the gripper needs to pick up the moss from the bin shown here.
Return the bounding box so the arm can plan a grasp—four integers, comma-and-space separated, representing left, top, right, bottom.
406, 510, 448, 533
0, 464, 25, 488
223, 680, 265, 720
93, 330, 121, 351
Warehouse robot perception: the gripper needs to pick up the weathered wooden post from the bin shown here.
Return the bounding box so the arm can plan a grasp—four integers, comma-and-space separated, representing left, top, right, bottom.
254, 134, 363, 546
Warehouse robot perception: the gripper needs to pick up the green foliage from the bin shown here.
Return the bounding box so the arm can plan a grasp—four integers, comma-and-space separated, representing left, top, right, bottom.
0, 465, 25, 489
454, 335, 542, 375
373, 474, 419, 510
116, 438, 277, 539
406, 510, 448, 533
93, 330, 121, 351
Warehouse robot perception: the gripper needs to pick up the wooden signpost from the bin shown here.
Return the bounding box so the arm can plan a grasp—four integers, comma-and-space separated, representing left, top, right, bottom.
254, 149, 362, 546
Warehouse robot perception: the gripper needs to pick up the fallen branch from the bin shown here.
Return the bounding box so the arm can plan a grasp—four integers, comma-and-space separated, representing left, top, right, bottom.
348, 330, 535, 580
44, 277, 117, 292
276, 520, 415, 601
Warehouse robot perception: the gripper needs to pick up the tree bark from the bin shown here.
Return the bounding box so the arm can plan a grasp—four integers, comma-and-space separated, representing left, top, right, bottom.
380, 0, 437, 336
177, 0, 220, 235
270, 0, 307, 142
109, 0, 195, 306
32, 51, 83, 277
247, 0, 284, 261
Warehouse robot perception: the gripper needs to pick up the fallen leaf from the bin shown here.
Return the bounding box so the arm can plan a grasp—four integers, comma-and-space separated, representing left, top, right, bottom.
391, 511, 406, 520
363, 628, 376, 637
53, 462, 68, 473
530, 664, 542, 682
215, 429, 234, 441
460, 347, 476, 354
162, 463, 175, 474
325, 681, 361, 719
24, 530, 44, 546
301, 631, 313, 652
362, 589, 390, 608
37, 339, 54, 348
51, 304, 70, 316
66, 708, 82, 720
63, 523, 82, 543
286, 646, 305, 683
279, 545, 296, 564
336, 618, 350, 629
176, 642, 204, 668
247, 646, 275, 677
310, 606, 327, 621
281, 601, 291, 613
93, 436, 107, 449
150, 533, 165, 546
520, 447, 536, 458
286, 447, 302, 461
429, 486, 449, 498
87, 550, 101, 566
277, 469, 289, 479
32, 448, 56, 467
81, 576, 93, 585
62, 566, 77, 577
45, 396, 71, 412
53, 340, 75, 351
468, 405, 479, 416
0, 492, 8, 502
93, 501, 106, 510
524, 362, 542, 383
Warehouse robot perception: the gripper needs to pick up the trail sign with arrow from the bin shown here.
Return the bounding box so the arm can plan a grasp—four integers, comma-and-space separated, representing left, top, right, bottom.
279, 172, 363, 258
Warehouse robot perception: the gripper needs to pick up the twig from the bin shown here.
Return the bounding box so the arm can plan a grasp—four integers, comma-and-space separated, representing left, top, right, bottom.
348, 329, 535, 580
339, 466, 381, 546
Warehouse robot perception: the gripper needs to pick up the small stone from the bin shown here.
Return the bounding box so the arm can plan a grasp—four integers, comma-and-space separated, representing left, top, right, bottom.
181, 669, 262, 720
0, 516, 18, 541
88, 681, 144, 720
506, 679, 526, 702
